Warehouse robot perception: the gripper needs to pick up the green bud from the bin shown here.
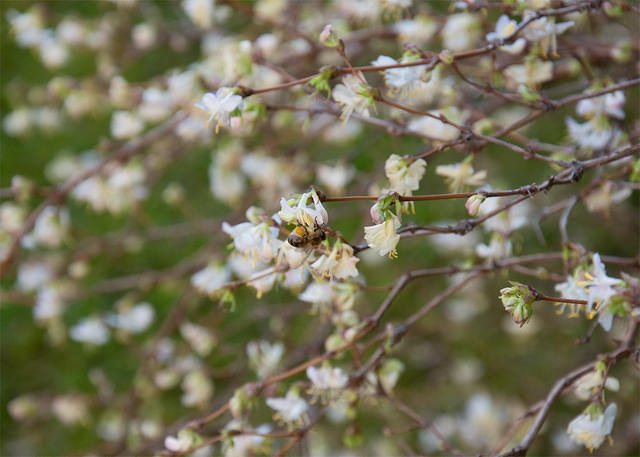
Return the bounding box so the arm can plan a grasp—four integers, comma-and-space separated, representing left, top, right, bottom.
499, 282, 536, 326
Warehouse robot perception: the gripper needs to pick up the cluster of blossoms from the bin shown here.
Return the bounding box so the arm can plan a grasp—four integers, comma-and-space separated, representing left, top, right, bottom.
3, 0, 638, 456
566, 362, 620, 452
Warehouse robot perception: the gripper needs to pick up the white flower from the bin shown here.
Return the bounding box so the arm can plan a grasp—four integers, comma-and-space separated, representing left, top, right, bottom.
554, 273, 589, 317
6, 8, 43, 48
407, 108, 467, 142
332, 74, 372, 122
190, 263, 231, 296
247, 340, 284, 380
442, 13, 480, 51
522, 12, 574, 57
182, 0, 215, 29
278, 191, 328, 229
283, 266, 308, 290
576, 91, 625, 120
385, 154, 427, 195
486, 15, 517, 42
38, 31, 69, 69
209, 164, 246, 205
34, 284, 65, 321
137, 87, 173, 122
57, 19, 86, 46
393, 16, 437, 45
435, 159, 486, 192
479, 195, 531, 235
222, 221, 281, 266
299, 280, 333, 307
476, 235, 512, 260
567, 403, 617, 451
584, 182, 632, 214
106, 302, 155, 334
266, 389, 309, 424
485, 15, 527, 54
364, 214, 400, 258
584, 253, 622, 330
52, 395, 89, 425
371, 55, 427, 95
181, 370, 214, 408
317, 162, 354, 195
277, 242, 309, 269
311, 242, 359, 280
17, 261, 54, 292
307, 365, 349, 390
573, 370, 620, 401
69, 317, 110, 345
165, 429, 197, 452
32, 206, 69, 247
566, 117, 619, 150
195, 88, 243, 133
132, 22, 156, 50
1, 203, 25, 233
222, 423, 269, 457
505, 59, 553, 87
180, 322, 217, 356
3, 107, 32, 136
459, 392, 507, 448
110, 110, 144, 140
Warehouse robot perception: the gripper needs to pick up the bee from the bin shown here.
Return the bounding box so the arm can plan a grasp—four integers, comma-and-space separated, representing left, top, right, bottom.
287, 224, 326, 248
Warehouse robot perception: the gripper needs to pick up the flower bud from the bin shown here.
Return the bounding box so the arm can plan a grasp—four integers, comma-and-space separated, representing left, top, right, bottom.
465, 193, 486, 216
319, 24, 339, 48
369, 202, 384, 224
499, 282, 536, 326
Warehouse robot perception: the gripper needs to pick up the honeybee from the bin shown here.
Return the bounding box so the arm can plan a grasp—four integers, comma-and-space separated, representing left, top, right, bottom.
287, 224, 326, 248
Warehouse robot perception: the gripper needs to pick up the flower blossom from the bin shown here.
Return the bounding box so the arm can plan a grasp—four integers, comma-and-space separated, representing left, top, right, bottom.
364, 213, 401, 258
583, 253, 623, 331
247, 340, 284, 380
485, 15, 526, 54
266, 389, 309, 425
521, 12, 574, 57
371, 55, 427, 96
442, 13, 480, 51
567, 403, 617, 452
385, 154, 427, 195
190, 263, 231, 297
69, 317, 110, 345
307, 365, 349, 402
577, 91, 625, 120
435, 159, 486, 192
278, 190, 328, 229
222, 220, 281, 267
573, 369, 620, 401
195, 88, 243, 133
311, 241, 359, 279
332, 74, 373, 122
182, 0, 215, 29
105, 302, 155, 334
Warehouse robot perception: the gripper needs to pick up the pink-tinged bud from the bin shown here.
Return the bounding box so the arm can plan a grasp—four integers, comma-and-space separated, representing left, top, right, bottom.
465, 194, 486, 216
370, 202, 383, 224
319, 24, 339, 48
